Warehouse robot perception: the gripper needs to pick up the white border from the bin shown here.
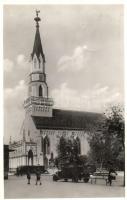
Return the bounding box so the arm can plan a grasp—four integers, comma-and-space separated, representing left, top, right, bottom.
0, 2, 3, 200
0, 1, 126, 200
0, 0, 126, 5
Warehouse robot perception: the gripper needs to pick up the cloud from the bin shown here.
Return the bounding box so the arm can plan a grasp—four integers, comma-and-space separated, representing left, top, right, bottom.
4, 54, 29, 73
4, 80, 27, 143
4, 59, 14, 72
51, 83, 123, 112
4, 79, 27, 100
16, 54, 29, 68
17, 54, 25, 65
58, 45, 91, 72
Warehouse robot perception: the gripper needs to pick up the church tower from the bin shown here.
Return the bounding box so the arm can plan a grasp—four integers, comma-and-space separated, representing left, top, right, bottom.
24, 11, 53, 117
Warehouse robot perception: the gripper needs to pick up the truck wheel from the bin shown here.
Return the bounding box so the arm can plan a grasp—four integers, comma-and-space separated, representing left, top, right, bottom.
53, 175, 58, 181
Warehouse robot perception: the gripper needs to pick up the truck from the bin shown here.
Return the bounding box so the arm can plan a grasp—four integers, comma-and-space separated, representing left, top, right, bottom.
53, 162, 90, 183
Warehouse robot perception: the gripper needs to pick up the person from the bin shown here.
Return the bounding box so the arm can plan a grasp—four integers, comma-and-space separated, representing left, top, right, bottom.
27, 170, 31, 185
35, 169, 42, 185
108, 167, 117, 186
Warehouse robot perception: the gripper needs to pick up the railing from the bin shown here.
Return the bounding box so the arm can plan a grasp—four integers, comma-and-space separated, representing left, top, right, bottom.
24, 96, 54, 108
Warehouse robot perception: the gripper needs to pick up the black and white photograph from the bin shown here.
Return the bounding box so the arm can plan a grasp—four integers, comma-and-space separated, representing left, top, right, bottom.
3, 3, 125, 198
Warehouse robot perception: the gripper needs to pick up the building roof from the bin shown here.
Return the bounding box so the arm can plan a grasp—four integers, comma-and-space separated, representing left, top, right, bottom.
32, 109, 103, 131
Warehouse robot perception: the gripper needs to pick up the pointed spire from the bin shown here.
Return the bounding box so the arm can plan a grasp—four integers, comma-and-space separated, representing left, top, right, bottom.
31, 10, 45, 63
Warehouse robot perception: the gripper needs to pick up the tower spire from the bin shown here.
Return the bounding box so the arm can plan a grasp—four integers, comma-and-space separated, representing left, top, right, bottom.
31, 10, 45, 63
24, 11, 53, 117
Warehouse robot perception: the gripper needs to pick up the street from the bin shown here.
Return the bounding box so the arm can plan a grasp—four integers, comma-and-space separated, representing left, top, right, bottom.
4, 173, 124, 198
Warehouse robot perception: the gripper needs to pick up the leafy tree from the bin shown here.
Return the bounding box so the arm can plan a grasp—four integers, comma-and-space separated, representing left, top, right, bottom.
56, 135, 87, 168
104, 105, 125, 186
87, 105, 125, 173
104, 105, 124, 150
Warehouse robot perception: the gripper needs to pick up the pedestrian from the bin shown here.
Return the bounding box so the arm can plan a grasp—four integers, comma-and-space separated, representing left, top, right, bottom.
35, 169, 42, 185
27, 170, 31, 185
108, 167, 117, 186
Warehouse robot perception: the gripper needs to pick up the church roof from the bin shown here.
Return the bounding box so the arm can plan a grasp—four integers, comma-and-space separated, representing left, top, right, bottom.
31, 12, 45, 62
32, 109, 103, 131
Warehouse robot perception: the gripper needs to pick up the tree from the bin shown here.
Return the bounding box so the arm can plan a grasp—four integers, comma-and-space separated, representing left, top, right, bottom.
104, 105, 124, 150
104, 105, 125, 186
87, 105, 125, 174
56, 135, 87, 168
87, 129, 107, 169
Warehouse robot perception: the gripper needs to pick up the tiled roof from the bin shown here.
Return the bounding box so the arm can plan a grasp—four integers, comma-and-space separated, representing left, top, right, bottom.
32, 109, 103, 130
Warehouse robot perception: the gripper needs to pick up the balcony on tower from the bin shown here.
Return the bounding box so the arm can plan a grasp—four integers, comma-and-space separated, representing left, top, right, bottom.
24, 96, 54, 117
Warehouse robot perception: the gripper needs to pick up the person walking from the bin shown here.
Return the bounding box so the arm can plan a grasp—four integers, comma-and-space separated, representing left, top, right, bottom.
27, 170, 31, 185
35, 169, 42, 185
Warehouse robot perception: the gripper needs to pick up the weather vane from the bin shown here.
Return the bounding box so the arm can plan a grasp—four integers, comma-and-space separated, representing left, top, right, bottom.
36, 10, 40, 17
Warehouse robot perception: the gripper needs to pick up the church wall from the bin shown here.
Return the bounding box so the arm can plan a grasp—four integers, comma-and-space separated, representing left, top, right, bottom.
23, 113, 43, 165
31, 85, 37, 96
23, 113, 40, 142
40, 129, 90, 160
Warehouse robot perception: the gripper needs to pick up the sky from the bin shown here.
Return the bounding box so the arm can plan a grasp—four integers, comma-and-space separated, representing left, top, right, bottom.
4, 5, 124, 144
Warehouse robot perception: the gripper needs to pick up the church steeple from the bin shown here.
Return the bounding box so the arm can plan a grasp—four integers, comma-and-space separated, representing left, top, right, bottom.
31, 10, 45, 63
24, 11, 53, 117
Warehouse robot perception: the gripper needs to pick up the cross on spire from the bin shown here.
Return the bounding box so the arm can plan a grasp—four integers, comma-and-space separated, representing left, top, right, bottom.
36, 10, 40, 17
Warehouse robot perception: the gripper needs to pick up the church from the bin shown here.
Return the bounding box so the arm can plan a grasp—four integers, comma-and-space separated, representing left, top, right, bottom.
9, 11, 102, 171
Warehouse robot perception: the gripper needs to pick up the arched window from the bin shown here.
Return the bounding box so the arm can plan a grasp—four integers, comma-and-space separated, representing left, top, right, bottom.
44, 136, 50, 155
41, 137, 44, 152
39, 85, 43, 97
76, 137, 81, 154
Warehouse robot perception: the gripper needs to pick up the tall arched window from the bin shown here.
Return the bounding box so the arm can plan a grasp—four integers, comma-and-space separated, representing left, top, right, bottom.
44, 136, 50, 155
39, 85, 43, 97
41, 137, 44, 152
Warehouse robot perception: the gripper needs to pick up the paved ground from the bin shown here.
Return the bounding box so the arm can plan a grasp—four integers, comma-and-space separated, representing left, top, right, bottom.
4, 173, 125, 198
